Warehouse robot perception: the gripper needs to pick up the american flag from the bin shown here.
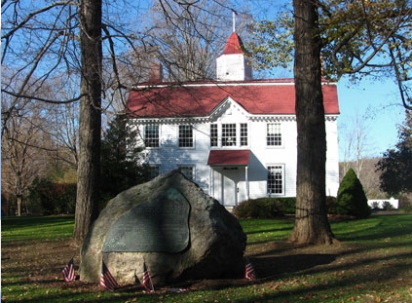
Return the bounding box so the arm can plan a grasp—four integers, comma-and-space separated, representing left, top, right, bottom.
100, 261, 119, 291
142, 262, 155, 293
61, 258, 75, 282
245, 259, 257, 281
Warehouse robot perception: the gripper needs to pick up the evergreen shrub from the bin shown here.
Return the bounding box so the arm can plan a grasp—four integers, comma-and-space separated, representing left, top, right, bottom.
337, 168, 371, 218
326, 196, 338, 214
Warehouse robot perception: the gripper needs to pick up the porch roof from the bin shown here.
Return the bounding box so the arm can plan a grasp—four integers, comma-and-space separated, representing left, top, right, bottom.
207, 150, 250, 166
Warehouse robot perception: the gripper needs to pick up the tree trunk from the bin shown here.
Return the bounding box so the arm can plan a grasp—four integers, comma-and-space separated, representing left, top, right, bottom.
16, 195, 22, 217
289, 0, 337, 245
73, 0, 102, 243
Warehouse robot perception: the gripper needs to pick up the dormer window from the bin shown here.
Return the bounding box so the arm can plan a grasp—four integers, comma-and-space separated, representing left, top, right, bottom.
222, 124, 236, 146
210, 123, 248, 148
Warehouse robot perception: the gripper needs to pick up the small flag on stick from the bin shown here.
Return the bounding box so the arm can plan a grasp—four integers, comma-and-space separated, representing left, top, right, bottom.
245, 259, 257, 281
142, 262, 155, 293
61, 258, 75, 282
100, 261, 119, 291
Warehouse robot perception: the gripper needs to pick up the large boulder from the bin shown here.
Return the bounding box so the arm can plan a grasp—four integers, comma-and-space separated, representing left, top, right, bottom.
80, 170, 247, 286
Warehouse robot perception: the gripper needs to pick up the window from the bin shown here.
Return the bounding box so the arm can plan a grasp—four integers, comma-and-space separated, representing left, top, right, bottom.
179, 125, 193, 147
267, 165, 284, 194
267, 123, 282, 146
144, 125, 159, 147
179, 166, 194, 181
149, 166, 159, 179
222, 123, 236, 146
240, 123, 248, 146
210, 124, 218, 147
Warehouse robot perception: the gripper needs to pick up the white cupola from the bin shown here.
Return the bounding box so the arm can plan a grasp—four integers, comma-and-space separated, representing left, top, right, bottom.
216, 31, 252, 81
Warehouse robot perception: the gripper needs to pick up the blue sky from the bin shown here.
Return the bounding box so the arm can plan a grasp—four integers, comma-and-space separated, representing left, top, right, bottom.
337, 77, 406, 160
270, 66, 406, 161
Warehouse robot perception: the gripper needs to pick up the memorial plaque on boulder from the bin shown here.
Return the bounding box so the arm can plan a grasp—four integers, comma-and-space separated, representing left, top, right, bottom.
80, 170, 246, 285
102, 187, 190, 253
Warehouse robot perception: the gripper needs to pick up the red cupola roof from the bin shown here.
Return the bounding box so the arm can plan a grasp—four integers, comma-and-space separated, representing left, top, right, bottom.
220, 32, 245, 55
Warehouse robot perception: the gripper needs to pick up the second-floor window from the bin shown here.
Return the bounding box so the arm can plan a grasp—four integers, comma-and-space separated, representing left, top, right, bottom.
222, 123, 236, 146
240, 123, 248, 146
144, 125, 159, 147
210, 123, 248, 147
210, 124, 218, 147
267, 123, 282, 146
179, 125, 193, 147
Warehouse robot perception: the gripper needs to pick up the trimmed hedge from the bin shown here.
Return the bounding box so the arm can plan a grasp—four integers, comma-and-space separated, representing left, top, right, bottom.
233, 197, 295, 219
233, 196, 338, 219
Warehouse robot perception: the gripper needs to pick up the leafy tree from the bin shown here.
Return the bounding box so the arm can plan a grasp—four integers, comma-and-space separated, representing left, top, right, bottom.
377, 110, 412, 194
247, 0, 411, 245
337, 168, 371, 218
249, 1, 412, 109
288, 0, 336, 245
246, 12, 294, 74
100, 115, 150, 202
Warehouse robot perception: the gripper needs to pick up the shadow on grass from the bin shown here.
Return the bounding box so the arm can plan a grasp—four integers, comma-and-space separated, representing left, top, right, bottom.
251, 254, 336, 280
2, 215, 411, 303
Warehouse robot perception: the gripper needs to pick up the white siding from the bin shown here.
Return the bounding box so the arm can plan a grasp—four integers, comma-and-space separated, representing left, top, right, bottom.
325, 118, 340, 196
129, 103, 340, 206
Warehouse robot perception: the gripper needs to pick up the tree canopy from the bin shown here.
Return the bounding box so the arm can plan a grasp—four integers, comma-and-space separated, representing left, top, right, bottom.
248, 0, 412, 109
377, 110, 412, 194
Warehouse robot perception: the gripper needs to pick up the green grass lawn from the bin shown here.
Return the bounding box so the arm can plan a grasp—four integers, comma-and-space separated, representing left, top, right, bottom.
2, 214, 412, 303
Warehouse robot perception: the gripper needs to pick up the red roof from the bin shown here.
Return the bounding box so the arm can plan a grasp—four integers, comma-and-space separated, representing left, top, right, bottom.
220, 32, 245, 55
127, 79, 340, 117
207, 150, 250, 166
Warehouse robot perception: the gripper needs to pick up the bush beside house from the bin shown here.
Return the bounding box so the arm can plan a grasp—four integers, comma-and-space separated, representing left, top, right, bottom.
336, 168, 371, 218
233, 197, 338, 219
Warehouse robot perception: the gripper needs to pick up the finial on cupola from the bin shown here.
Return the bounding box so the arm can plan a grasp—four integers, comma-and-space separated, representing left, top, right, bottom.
232, 9, 237, 32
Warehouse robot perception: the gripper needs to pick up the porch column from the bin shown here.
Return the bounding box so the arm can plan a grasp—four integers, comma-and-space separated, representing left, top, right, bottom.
221, 172, 224, 206
209, 167, 214, 197
245, 165, 250, 200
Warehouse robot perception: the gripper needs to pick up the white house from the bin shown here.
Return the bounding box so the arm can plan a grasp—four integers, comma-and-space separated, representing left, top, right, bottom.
126, 31, 340, 207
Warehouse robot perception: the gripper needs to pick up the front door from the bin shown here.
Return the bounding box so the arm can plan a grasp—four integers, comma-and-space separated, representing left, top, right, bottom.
223, 172, 237, 206
211, 167, 245, 207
